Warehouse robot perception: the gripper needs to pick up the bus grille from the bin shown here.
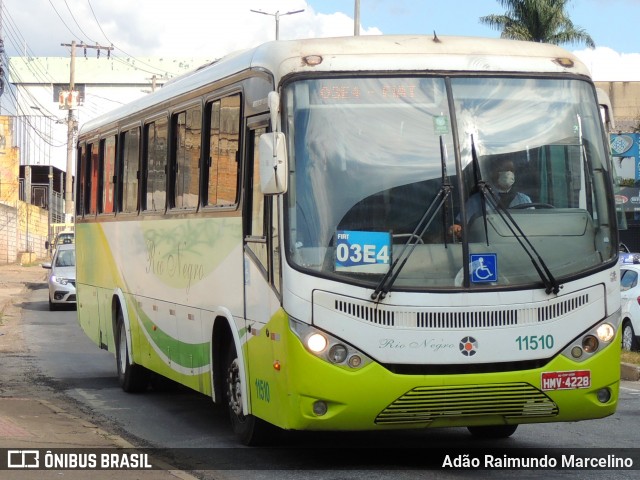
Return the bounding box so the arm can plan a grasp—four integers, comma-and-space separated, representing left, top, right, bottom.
332, 292, 590, 329
375, 383, 558, 425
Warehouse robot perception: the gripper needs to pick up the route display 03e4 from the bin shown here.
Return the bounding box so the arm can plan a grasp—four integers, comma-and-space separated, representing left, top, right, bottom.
74, 34, 621, 445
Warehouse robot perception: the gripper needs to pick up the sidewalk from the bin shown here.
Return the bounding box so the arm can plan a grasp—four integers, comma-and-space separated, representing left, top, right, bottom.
0, 262, 197, 479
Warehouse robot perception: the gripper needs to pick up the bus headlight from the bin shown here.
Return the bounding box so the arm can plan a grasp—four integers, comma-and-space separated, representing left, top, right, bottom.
582, 335, 598, 353
596, 323, 615, 342
290, 317, 372, 370
560, 312, 619, 362
307, 333, 328, 353
329, 344, 348, 363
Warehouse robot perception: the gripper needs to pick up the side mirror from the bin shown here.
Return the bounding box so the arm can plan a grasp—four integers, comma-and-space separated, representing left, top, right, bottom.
42, 262, 52, 270
259, 132, 288, 195
45, 240, 50, 249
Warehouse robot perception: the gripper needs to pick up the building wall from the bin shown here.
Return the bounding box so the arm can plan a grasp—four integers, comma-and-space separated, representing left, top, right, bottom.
0, 200, 48, 264
0, 203, 18, 264
0, 116, 49, 264
0, 117, 20, 205
595, 81, 640, 132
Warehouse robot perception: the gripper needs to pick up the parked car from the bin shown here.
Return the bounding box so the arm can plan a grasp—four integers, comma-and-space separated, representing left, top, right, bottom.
42, 243, 76, 311
620, 252, 640, 265
620, 263, 640, 351
45, 231, 75, 257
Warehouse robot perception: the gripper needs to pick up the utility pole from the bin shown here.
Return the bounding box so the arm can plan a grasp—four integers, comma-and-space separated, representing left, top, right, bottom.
60, 41, 113, 222
354, 0, 360, 36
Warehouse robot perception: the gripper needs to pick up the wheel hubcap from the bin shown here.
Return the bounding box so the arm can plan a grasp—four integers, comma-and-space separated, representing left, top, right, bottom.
227, 358, 243, 416
622, 325, 632, 351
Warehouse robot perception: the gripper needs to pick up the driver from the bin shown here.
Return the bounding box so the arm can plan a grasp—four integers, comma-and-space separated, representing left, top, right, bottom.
450, 157, 531, 239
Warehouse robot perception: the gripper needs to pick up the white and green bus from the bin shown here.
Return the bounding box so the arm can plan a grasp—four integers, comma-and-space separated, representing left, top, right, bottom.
75, 35, 621, 445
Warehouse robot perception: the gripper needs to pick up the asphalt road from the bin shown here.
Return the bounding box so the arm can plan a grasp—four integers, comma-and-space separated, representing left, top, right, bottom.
7, 285, 640, 479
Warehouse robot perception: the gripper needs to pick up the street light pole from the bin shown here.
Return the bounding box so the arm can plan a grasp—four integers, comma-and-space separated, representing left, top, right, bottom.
250, 9, 304, 40
354, 0, 360, 36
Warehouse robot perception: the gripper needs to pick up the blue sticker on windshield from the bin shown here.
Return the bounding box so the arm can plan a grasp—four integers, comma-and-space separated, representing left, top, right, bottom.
336, 231, 391, 274
470, 254, 498, 283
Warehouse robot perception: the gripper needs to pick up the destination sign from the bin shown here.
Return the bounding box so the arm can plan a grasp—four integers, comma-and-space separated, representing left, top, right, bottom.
308, 78, 440, 105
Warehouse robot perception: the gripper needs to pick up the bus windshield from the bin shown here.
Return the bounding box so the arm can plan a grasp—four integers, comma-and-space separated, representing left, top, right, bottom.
284, 76, 615, 290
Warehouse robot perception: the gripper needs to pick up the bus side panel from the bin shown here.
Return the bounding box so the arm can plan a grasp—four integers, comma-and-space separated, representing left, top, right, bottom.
76, 223, 112, 351
77, 216, 245, 395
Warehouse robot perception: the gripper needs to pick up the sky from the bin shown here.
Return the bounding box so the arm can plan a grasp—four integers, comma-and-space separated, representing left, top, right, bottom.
2, 0, 640, 81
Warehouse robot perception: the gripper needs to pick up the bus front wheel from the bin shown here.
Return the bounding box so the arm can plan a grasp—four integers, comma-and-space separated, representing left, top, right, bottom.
115, 310, 149, 393
224, 344, 274, 446
467, 425, 518, 438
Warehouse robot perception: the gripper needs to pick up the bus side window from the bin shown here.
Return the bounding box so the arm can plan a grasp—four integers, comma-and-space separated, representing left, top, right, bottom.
75, 143, 87, 217
101, 136, 116, 214
245, 125, 280, 292
172, 105, 201, 209
120, 128, 140, 213
246, 127, 268, 270
89, 143, 99, 215
143, 118, 168, 212
206, 94, 240, 207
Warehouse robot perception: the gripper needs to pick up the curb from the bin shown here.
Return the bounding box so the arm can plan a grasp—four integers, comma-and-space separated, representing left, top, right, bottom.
621, 362, 640, 381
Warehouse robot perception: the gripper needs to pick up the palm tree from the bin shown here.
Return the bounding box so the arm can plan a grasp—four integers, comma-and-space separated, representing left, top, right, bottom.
480, 0, 595, 48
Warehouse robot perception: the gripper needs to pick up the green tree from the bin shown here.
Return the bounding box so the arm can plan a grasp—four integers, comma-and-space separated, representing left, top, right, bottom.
480, 0, 595, 48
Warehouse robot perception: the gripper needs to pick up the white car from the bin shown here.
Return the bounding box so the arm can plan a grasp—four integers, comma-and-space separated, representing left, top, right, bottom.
42, 243, 76, 311
620, 263, 640, 351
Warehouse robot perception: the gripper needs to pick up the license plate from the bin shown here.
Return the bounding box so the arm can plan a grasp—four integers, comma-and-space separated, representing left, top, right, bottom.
541, 370, 591, 390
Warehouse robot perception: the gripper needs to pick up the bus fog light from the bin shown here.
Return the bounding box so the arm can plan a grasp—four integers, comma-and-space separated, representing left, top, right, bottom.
582, 335, 599, 353
348, 355, 362, 368
596, 323, 615, 342
570, 346, 583, 358
328, 344, 348, 363
307, 333, 328, 353
596, 388, 611, 403
312, 400, 328, 416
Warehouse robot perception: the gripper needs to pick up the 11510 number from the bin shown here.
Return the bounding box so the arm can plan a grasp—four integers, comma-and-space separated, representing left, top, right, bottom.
515, 335, 554, 351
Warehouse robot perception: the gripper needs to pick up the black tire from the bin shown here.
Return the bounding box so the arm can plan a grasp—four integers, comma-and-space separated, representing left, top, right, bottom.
48, 297, 58, 311
622, 320, 639, 351
115, 309, 149, 393
224, 343, 275, 446
467, 425, 518, 439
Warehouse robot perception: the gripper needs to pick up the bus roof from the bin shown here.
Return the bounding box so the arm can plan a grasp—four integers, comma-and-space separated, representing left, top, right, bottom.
79, 35, 591, 135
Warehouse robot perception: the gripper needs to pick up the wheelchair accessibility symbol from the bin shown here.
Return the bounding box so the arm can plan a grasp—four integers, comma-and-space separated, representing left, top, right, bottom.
470, 254, 498, 283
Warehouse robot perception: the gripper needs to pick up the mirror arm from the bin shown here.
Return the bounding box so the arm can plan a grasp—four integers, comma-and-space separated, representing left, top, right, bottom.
268, 91, 280, 155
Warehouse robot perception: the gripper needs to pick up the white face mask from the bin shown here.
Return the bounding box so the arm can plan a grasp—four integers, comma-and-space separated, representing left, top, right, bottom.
497, 171, 515, 190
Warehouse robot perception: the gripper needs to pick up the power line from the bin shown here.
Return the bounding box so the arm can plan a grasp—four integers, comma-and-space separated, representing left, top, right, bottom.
86, 0, 111, 46
86, 0, 182, 77
48, 0, 83, 41
63, 0, 96, 45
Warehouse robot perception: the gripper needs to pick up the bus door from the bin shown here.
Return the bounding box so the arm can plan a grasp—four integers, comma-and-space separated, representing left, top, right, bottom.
243, 121, 280, 327
243, 118, 284, 420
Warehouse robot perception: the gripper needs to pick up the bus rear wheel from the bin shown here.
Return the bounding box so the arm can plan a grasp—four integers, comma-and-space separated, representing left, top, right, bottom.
224, 343, 274, 446
115, 310, 149, 393
467, 425, 518, 438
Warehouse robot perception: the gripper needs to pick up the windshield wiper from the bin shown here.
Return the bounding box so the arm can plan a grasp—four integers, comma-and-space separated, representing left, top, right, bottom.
469, 136, 560, 295
371, 136, 452, 302
576, 113, 594, 214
